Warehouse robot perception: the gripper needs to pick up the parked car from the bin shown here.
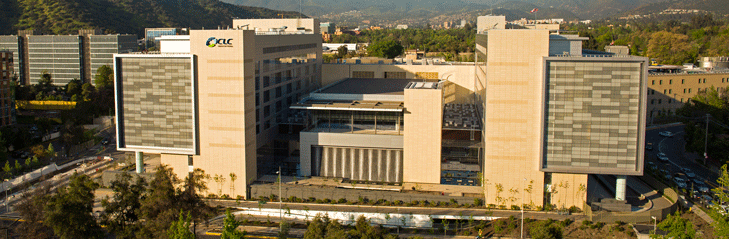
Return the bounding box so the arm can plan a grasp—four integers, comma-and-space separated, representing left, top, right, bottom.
674, 177, 687, 188
659, 131, 674, 137
657, 153, 669, 162
695, 183, 710, 193
681, 168, 696, 178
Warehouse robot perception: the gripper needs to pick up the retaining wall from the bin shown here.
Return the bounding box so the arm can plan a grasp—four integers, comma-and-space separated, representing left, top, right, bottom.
250, 184, 480, 205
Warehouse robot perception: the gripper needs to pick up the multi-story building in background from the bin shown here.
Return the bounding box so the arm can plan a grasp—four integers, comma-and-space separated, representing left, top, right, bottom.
0, 50, 15, 126
145, 28, 188, 49
114, 19, 321, 199
0, 30, 137, 85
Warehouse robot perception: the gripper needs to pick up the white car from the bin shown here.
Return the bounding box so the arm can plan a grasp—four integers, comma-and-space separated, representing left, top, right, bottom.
657, 153, 669, 162
659, 131, 674, 137
674, 177, 687, 188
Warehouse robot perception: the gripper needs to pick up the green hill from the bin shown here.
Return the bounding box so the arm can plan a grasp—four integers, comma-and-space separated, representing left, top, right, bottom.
628, 0, 729, 16
0, 0, 303, 36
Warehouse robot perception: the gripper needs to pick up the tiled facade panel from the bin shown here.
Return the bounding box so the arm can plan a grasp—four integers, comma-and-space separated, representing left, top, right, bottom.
545, 61, 641, 170
27, 35, 82, 84
312, 146, 403, 183
119, 57, 194, 151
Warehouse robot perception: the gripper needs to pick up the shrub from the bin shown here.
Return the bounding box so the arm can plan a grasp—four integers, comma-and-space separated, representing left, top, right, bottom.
288, 196, 297, 202
494, 220, 505, 234
308, 197, 316, 202
338, 198, 347, 204
474, 198, 484, 207
529, 220, 563, 239
568, 206, 582, 213
450, 199, 458, 205
560, 218, 573, 227
582, 220, 592, 226
323, 198, 331, 203
511, 205, 521, 210
499, 205, 507, 210
488, 204, 497, 209
315, 199, 323, 203
536, 205, 543, 211
208, 194, 218, 199
221, 194, 231, 199
590, 222, 604, 229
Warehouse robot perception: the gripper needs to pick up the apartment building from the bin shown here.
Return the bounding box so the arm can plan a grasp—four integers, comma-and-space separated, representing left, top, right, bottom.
0, 30, 136, 85
0, 51, 14, 126
114, 19, 322, 198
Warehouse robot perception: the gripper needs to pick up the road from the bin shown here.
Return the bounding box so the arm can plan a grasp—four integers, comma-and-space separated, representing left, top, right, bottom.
645, 124, 720, 198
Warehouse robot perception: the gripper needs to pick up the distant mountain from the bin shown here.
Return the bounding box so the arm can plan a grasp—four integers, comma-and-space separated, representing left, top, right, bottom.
221, 0, 729, 22
0, 0, 302, 36
627, 0, 729, 16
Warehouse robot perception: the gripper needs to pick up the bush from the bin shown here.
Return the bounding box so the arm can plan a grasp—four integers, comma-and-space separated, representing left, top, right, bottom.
394, 200, 404, 205
494, 220, 505, 234
338, 198, 347, 204
590, 222, 604, 229
560, 218, 573, 227
511, 205, 521, 210
208, 194, 218, 199
529, 220, 563, 239
474, 198, 484, 207
323, 198, 331, 203
308, 197, 316, 202
221, 194, 231, 199
582, 220, 592, 226
568, 206, 582, 213
488, 204, 496, 209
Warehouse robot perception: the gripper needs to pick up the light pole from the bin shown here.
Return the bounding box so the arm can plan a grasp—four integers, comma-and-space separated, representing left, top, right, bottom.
651, 216, 657, 234
521, 178, 526, 239
705, 114, 709, 161
3, 179, 8, 212
277, 167, 282, 231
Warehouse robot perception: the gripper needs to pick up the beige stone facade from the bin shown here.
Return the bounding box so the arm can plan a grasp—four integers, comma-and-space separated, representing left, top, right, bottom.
403, 85, 443, 184
646, 73, 729, 119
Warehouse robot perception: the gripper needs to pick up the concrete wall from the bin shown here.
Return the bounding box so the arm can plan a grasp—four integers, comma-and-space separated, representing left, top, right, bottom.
299, 131, 403, 177
250, 184, 478, 205
321, 64, 476, 104
483, 29, 549, 208
550, 173, 588, 209
403, 87, 442, 184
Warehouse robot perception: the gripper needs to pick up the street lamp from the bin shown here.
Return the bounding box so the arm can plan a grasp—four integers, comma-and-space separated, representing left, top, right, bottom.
521, 178, 526, 239
277, 167, 282, 231
3, 179, 8, 212
651, 216, 657, 234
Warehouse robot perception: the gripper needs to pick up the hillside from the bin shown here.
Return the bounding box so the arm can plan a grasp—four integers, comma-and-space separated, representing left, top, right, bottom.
628, 0, 729, 16
221, 0, 673, 20
0, 0, 302, 36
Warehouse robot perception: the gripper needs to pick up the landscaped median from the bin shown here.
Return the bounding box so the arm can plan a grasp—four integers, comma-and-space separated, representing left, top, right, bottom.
15, 100, 76, 110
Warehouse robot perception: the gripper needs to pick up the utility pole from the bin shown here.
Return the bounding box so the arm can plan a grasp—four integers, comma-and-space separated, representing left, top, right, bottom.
278, 166, 283, 231
705, 114, 710, 161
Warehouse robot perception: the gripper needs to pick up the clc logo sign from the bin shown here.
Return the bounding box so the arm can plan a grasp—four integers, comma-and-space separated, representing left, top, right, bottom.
206, 37, 233, 47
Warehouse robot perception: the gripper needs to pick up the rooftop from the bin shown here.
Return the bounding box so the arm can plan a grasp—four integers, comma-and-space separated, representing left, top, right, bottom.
318, 78, 413, 95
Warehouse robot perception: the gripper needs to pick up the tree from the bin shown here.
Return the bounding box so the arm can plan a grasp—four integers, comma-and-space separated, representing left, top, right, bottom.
179, 168, 214, 236
16, 181, 53, 239
38, 70, 53, 87
101, 172, 147, 239
710, 164, 729, 236
3, 161, 11, 177
44, 173, 103, 239
66, 78, 82, 97
336, 45, 348, 58
529, 220, 563, 239
139, 165, 180, 238
645, 31, 695, 65
167, 211, 194, 239
81, 83, 96, 101
367, 40, 404, 59
651, 211, 695, 239
278, 219, 291, 239
221, 209, 247, 239
304, 215, 327, 239
94, 65, 114, 89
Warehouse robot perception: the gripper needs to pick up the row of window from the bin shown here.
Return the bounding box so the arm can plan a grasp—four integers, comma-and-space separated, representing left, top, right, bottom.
649, 88, 706, 95
651, 78, 726, 85
650, 98, 691, 105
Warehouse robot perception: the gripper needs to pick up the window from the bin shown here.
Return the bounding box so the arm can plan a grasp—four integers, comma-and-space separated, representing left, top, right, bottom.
255, 93, 260, 106
296, 80, 301, 90
663, 89, 667, 94
659, 80, 662, 85
256, 124, 260, 134
652, 80, 655, 85
264, 105, 270, 118
255, 77, 260, 91
263, 76, 270, 88
682, 79, 685, 84
276, 86, 282, 98
703, 79, 706, 83
684, 89, 686, 93
698, 79, 701, 84
286, 83, 292, 94
352, 71, 374, 78
385, 71, 406, 79
668, 89, 672, 94
264, 90, 270, 102
264, 120, 271, 129
275, 72, 282, 84
669, 79, 672, 84
256, 109, 260, 123
680, 98, 683, 103
658, 99, 662, 104
276, 101, 282, 113
698, 88, 701, 92
689, 88, 692, 93
651, 99, 655, 104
